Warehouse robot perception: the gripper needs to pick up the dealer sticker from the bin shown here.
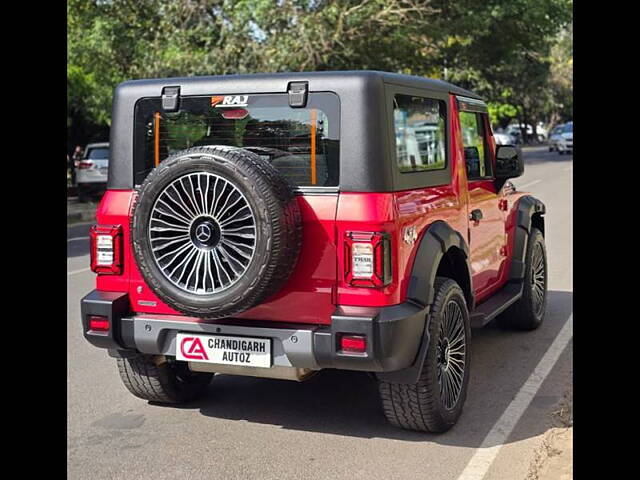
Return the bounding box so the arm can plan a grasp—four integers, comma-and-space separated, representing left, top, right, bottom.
210, 95, 249, 108
176, 333, 271, 368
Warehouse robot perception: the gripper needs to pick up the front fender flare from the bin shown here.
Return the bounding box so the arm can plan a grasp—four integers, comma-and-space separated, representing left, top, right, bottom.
509, 196, 546, 281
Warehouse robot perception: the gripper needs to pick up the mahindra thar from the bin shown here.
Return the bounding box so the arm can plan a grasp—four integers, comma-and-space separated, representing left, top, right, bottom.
81, 71, 547, 433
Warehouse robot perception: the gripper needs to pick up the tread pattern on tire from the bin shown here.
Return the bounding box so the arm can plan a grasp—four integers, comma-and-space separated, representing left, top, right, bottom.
498, 227, 546, 330
130, 145, 302, 319
378, 277, 470, 433
117, 355, 211, 404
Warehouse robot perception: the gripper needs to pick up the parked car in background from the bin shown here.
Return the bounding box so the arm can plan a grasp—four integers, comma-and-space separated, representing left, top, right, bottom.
555, 122, 573, 155
505, 123, 547, 143
547, 124, 566, 152
536, 122, 548, 142
493, 132, 516, 145
76, 142, 109, 202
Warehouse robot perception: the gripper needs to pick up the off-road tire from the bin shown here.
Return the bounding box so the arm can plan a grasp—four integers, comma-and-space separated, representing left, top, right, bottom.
117, 354, 213, 403
498, 227, 547, 330
378, 277, 471, 433
130, 146, 302, 319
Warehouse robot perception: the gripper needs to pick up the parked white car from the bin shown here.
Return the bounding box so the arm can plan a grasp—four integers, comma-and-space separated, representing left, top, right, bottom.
506, 123, 547, 143
549, 122, 573, 155
536, 122, 548, 141
493, 132, 516, 145
555, 122, 573, 155
547, 124, 565, 152
76, 142, 109, 202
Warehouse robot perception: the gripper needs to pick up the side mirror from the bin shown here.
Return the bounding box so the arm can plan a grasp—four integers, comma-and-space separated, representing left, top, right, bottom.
495, 145, 523, 190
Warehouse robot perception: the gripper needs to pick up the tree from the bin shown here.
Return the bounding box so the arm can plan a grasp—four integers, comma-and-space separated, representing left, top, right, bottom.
68, 0, 573, 147
547, 23, 573, 127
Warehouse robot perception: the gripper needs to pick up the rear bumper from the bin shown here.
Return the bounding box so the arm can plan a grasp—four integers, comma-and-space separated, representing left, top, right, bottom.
81, 290, 428, 373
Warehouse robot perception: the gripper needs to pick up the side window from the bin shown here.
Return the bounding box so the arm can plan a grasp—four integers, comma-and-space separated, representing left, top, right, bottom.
393, 95, 447, 173
459, 111, 492, 179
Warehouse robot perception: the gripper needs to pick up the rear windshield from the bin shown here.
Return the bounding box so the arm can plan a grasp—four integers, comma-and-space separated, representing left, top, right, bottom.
87, 147, 109, 160
563, 123, 573, 133
134, 93, 340, 188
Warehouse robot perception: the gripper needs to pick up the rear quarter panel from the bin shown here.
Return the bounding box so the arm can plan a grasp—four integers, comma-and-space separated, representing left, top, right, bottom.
96, 192, 338, 325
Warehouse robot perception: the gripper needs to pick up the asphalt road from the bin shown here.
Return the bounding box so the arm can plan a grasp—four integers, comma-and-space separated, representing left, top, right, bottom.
67, 146, 573, 480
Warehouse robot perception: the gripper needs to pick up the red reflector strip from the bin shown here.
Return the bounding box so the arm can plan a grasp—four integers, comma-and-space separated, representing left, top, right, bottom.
340, 335, 367, 353
89, 315, 110, 332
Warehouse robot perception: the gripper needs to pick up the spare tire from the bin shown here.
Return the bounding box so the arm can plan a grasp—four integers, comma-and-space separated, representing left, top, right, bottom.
130, 146, 302, 319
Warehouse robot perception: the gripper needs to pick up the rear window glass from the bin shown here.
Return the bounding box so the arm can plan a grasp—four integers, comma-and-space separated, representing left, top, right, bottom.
87, 147, 109, 160
134, 93, 340, 188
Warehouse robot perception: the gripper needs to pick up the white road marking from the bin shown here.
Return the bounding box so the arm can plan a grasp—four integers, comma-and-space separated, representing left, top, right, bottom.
68, 267, 91, 276
67, 236, 90, 242
457, 314, 573, 480
517, 179, 541, 190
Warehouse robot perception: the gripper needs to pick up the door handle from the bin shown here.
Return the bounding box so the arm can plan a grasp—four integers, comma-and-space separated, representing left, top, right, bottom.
470, 209, 483, 222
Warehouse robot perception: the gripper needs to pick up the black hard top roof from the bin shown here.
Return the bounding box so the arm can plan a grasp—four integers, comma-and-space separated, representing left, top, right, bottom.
109, 70, 483, 191
117, 70, 483, 100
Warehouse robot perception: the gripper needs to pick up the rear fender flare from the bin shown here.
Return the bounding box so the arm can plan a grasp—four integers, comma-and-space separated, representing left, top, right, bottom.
376, 221, 471, 384
406, 220, 472, 308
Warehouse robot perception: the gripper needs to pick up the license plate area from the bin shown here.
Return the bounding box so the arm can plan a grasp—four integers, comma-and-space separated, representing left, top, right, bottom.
176, 333, 272, 368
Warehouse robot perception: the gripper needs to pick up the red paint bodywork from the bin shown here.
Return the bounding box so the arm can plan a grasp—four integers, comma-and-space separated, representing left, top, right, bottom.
93, 94, 529, 324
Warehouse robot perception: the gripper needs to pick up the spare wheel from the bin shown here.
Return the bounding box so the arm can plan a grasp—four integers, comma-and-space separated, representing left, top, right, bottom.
130, 146, 302, 319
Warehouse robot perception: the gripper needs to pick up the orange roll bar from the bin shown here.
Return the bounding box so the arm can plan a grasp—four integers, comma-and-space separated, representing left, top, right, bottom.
154, 111, 161, 167
310, 108, 317, 185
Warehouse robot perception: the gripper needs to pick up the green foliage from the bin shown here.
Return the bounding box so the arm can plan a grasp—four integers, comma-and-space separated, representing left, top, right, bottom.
68, 0, 573, 146
488, 102, 519, 129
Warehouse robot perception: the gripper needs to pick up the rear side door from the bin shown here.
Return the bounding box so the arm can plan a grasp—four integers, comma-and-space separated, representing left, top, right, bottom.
458, 100, 506, 299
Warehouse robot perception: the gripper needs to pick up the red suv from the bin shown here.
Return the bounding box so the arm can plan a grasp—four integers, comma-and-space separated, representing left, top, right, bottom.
81, 71, 547, 433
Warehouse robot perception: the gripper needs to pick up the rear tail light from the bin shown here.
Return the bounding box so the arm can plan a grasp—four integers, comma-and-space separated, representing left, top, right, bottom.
344, 231, 392, 287
88, 315, 110, 332
90, 225, 123, 274
78, 160, 94, 169
339, 334, 367, 353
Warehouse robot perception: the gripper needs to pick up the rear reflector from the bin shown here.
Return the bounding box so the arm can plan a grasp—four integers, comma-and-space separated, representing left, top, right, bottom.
339, 334, 367, 353
88, 315, 110, 332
